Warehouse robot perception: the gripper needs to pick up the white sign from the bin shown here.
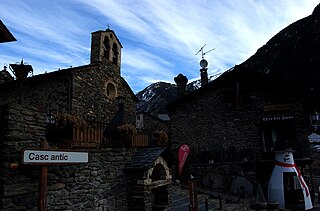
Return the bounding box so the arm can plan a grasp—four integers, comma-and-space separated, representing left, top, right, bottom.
22, 149, 88, 164
308, 133, 320, 143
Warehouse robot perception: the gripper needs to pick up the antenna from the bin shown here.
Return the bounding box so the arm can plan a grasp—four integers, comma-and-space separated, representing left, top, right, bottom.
195, 44, 214, 59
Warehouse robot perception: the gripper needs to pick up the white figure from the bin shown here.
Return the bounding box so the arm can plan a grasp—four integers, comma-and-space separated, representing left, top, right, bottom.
268, 150, 312, 210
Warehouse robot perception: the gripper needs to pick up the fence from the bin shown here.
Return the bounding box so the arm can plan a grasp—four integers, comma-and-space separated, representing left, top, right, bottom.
46, 122, 151, 148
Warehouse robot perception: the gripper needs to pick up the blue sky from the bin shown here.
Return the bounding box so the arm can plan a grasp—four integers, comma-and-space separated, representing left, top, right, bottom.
1, 1, 319, 93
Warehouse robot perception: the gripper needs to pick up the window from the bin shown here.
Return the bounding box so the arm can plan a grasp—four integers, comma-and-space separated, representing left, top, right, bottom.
112, 43, 118, 65
103, 36, 110, 58
105, 82, 117, 99
261, 120, 295, 152
224, 90, 236, 111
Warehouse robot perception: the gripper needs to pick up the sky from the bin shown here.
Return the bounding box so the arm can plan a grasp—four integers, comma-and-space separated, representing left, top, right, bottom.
1, 1, 319, 93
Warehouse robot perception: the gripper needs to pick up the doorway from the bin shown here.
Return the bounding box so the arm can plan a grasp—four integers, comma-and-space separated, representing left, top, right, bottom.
283, 172, 304, 208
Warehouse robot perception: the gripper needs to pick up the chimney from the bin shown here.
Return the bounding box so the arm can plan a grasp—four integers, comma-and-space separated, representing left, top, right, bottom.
174, 73, 188, 96
199, 57, 209, 87
200, 67, 208, 86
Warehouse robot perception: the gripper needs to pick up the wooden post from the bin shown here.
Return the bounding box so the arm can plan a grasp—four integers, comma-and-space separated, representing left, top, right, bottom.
189, 176, 198, 211
38, 139, 49, 211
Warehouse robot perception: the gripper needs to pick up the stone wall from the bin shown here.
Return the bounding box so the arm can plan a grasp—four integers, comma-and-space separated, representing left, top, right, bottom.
0, 71, 70, 113
170, 86, 308, 160
71, 64, 136, 124
0, 63, 137, 125
138, 113, 170, 134
168, 83, 310, 188
0, 104, 135, 210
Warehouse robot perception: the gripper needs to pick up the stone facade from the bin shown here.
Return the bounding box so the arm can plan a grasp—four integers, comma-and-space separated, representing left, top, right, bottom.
0, 103, 135, 210
168, 67, 313, 195
136, 112, 170, 133
0, 29, 136, 125
126, 148, 172, 211
0, 28, 173, 210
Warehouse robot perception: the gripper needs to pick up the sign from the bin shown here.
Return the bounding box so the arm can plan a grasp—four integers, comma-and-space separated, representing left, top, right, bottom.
70, 141, 99, 148
22, 149, 88, 164
178, 144, 190, 175
262, 115, 294, 122
308, 133, 320, 143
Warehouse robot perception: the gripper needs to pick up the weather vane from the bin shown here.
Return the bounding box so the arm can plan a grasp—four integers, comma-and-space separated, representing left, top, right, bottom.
195, 44, 215, 68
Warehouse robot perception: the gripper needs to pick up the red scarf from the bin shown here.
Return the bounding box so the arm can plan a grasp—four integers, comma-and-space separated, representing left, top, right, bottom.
275, 161, 309, 197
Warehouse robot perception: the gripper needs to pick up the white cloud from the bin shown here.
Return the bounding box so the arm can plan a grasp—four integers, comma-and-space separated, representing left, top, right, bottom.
0, 0, 319, 93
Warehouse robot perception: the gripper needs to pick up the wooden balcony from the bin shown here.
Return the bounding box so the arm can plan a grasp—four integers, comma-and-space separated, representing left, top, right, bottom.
46, 124, 152, 149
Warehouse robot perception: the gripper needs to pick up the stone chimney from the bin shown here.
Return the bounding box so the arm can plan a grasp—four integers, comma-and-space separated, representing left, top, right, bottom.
200, 67, 208, 86
174, 73, 188, 96
0, 65, 13, 84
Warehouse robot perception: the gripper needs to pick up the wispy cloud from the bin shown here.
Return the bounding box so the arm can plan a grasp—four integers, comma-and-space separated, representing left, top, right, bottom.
0, 0, 319, 92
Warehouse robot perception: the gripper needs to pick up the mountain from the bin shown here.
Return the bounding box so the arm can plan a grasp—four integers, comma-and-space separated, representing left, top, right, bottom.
136, 75, 220, 114
137, 4, 320, 115
136, 82, 177, 115
241, 4, 320, 90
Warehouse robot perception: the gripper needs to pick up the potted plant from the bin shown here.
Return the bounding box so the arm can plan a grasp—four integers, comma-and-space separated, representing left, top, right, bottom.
153, 131, 168, 146
117, 124, 137, 147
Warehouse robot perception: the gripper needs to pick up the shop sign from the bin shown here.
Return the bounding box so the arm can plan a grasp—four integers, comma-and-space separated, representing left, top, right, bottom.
262, 115, 294, 122
22, 149, 88, 164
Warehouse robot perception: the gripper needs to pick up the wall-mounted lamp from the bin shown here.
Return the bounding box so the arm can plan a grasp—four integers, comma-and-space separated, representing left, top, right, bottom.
310, 113, 320, 131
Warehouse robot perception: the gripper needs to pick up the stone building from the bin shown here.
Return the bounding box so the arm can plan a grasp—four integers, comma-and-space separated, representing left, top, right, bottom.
167, 65, 314, 204
0, 28, 137, 124
0, 28, 173, 210
0, 20, 15, 84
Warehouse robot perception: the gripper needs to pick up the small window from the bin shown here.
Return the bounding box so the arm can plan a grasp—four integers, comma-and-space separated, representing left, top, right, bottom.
106, 82, 117, 99
261, 120, 295, 152
103, 36, 110, 58
112, 43, 118, 65
224, 90, 236, 111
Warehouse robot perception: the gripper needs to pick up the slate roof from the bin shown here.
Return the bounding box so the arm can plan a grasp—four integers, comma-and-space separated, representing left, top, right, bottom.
127, 147, 166, 170
166, 65, 304, 111
0, 20, 16, 43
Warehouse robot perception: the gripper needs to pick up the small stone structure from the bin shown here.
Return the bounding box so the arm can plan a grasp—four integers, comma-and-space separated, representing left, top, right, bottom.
126, 147, 172, 211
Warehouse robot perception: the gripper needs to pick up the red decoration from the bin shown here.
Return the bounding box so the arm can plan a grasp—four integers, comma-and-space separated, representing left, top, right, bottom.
178, 144, 190, 175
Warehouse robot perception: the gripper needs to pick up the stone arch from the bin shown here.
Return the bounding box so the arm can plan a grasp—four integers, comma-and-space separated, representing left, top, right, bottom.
126, 148, 172, 211
146, 157, 171, 181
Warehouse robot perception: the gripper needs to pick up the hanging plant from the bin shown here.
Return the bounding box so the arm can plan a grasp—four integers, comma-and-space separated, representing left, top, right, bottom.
53, 113, 87, 127
117, 124, 137, 146
153, 131, 168, 146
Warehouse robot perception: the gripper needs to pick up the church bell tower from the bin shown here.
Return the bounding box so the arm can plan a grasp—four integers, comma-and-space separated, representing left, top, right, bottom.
90, 28, 123, 69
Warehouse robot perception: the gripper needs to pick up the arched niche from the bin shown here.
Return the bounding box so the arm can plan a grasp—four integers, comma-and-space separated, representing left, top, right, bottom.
103, 36, 110, 59
126, 148, 173, 210
145, 157, 171, 183
112, 43, 119, 65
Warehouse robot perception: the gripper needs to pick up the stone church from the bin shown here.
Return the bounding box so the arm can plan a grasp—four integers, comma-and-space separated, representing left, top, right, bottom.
0, 28, 137, 124
0, 28, 172, 210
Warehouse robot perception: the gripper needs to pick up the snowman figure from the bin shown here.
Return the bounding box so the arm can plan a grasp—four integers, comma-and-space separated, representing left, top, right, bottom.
268, 150, 312, 210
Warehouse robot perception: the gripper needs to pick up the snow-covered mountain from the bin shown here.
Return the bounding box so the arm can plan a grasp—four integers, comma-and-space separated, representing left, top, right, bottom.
136, 75, 220, 114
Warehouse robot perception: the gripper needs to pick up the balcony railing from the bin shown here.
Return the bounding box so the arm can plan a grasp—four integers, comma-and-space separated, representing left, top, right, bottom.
45, 123, 156, 149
